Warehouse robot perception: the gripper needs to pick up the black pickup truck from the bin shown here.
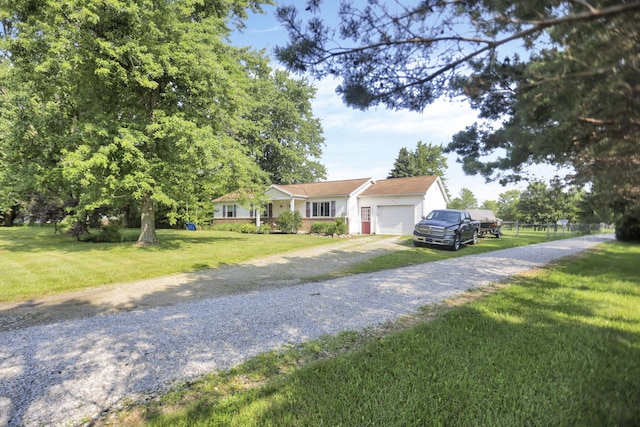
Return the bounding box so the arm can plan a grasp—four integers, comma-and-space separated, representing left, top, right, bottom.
413, 209, 480, 250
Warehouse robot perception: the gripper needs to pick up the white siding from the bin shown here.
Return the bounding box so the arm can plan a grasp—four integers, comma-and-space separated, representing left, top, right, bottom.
358, 195, 424, 235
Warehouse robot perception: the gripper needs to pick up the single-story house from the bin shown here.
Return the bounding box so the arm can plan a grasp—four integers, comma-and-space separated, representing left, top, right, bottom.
212, 175, 449, 235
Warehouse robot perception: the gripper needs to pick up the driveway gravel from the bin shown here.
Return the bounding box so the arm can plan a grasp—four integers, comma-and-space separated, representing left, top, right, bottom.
0, 233, 614, 426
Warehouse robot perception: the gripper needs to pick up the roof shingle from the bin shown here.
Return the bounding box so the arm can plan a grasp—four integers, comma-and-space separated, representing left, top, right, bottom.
359, 176, 438, 196
273, 178, 372, 197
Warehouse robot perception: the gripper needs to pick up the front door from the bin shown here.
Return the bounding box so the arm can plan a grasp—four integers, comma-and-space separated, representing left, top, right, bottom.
361, 207, 371, 234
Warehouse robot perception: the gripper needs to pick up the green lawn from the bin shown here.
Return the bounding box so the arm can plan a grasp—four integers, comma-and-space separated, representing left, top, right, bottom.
341, 228, 603, 276
0, 226, 608, 303
0, 226, 345, 302
111, 240, 640, 427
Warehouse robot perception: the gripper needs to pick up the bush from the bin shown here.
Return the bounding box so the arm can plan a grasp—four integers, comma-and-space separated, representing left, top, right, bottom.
311, 218, 348, 236
240, 223, 257, 234
257, 224, 271, 234
615, 210, 640, 241
276, 211, 302, 234
210, 223, 244, 232
311, 222, 333, 234
83, 224, 123, 243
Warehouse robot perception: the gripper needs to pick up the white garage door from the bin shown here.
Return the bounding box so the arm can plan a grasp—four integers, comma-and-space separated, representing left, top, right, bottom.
378, 205, 415, 235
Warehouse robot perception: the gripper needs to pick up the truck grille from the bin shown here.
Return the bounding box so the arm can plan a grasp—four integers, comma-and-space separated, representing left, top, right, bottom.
416, 225, 445, 237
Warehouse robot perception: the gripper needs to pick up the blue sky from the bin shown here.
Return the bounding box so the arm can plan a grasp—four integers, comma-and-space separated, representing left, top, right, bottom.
230, 4, 564, 203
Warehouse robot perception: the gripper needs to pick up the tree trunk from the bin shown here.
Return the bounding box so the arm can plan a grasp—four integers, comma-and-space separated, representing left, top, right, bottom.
137, 193, 158, 246
120, 204, 130, 228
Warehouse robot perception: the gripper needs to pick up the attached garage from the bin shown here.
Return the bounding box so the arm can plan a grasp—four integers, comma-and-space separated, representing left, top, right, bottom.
377, 205, 416, 235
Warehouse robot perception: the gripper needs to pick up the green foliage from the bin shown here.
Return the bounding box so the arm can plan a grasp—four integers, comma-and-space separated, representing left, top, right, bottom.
311, 222, 334, 234
238, 65, 327, 184
275, 1, 639, 218
210, 223, 245, 232
516, 179, 581, 223
447, 188, 478, 210
388, 141, 447, 181
276, 210, 302, 234
257, 224, 272, 234
311, 217, 347, 235
240, 223, 257, 234
479, 199, 498, 212
615, 209, 640, 242
496, 189, 521, 221
82, 224, 132, 243
0, 0, 276, 244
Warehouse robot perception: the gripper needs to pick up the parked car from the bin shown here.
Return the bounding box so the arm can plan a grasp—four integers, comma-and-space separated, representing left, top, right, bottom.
413, 209, 480, 250
468, 209, 502, 238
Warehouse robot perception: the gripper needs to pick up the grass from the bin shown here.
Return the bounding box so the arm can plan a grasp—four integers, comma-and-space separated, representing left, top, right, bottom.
104, 240, 640, 427
339, 228, 597, 276
0, 226, 607, 303
0, 226, 348, 302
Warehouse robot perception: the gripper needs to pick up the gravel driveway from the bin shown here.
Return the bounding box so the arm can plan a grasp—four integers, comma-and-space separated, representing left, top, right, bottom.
0, 233, 614, 427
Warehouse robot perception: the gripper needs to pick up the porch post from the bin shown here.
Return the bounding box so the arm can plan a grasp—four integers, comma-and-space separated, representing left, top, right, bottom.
289, 198, 295, 212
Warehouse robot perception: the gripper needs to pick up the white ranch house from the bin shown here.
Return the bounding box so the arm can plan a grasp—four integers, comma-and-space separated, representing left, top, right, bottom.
212, 176, 449, 235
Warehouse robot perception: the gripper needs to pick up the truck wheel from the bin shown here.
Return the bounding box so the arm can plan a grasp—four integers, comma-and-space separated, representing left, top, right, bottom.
451, 235, 461, 251
470, 230, 478, 245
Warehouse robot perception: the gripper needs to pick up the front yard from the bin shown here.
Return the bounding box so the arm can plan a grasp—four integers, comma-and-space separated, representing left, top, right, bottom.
1, 226, 609, 303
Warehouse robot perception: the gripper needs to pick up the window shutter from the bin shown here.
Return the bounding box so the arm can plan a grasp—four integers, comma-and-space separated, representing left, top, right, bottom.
331, 201, 336, 217
233, 205, 237, 217
223, 205, 227, 217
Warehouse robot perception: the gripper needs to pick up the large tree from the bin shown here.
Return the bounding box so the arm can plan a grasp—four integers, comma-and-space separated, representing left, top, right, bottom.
1, 0, 272, 244
237, 56, 326, 184
275, 0, 640, 218
496, 189, 522, 222
448, 188, 478, 210
389, 141, 448, 179
516, 179, 581, 224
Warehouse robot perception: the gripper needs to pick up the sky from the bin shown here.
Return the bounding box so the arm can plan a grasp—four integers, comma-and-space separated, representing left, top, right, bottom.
229, 3, 563, 203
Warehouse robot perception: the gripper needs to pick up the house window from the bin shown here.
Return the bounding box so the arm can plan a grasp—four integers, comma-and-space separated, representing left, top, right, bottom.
222, 205, 236, 218
306, 201, 336, 218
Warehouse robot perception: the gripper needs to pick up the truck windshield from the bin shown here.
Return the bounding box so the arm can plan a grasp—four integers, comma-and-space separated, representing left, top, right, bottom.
428, 211, 459, 222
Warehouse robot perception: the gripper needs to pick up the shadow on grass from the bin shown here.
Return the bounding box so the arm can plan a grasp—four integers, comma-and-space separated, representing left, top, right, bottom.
0, 226, 245, 253
147, 250, 640, 427
0, 234, 622, 426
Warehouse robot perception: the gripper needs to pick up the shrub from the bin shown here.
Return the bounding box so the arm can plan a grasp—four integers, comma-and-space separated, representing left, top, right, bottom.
276, 211, 302, 234
83, 224, 123, 243
257, 224, 271, 234
210, 223, 244, 232
311, 218, 348, 236
311, 222, 333, 234
240, 223, 257, 234
615, 210, 640, 241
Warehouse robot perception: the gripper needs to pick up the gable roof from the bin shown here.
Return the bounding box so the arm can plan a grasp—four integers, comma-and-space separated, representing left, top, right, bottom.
359, 176, 439, 196
272, 178, 373, 198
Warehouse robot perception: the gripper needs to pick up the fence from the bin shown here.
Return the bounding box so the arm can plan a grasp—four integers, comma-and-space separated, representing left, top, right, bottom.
502, 221, 614, 238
